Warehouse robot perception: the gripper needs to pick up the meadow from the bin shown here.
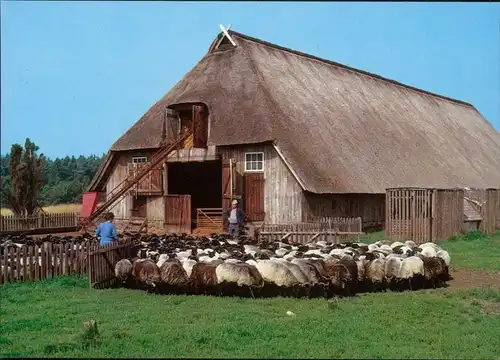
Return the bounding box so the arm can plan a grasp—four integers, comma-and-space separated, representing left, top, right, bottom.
0, 204, 82, 216
1, 231, 499, 358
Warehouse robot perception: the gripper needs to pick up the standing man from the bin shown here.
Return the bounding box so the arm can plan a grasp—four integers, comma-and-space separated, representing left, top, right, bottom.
95, 212, 119, 246
223, 199, 245, 238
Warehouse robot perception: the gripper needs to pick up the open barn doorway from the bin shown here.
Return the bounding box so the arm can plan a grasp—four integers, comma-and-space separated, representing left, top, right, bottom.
167, 160, 222, 230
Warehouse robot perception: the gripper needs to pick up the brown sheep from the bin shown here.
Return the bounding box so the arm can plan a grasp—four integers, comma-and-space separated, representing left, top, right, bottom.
421, 256, 446, 289
365, 259, 386, 292
132, 258, 161, 292
338, 257, 359, 295
323, 261, 352, 297
159, 258, 190, 294
189, 263, 219, 296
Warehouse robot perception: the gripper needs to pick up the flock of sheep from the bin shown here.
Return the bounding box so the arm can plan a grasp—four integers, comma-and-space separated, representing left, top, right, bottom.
114, 234, 452, 298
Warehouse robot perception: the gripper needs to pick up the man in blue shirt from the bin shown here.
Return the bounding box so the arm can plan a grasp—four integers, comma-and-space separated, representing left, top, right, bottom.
95, 212, 119, 245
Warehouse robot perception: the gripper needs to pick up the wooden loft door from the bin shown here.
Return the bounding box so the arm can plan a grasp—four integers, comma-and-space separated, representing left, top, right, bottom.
244, 173, 265, 221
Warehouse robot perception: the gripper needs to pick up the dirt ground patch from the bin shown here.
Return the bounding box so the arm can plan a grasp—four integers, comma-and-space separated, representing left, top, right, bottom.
477, 300, 500, 315
447, 268, 500, 290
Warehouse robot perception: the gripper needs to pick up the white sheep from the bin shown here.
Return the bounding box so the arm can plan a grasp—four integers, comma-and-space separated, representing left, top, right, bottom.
436, 249, 451, 267
254, 260, 300, 287
276, 258, 310, 284
275, 248, 289, 257
181, 259, 197, 278
156, 254, 169, 268
368, 244, 379, 252
224, 258, 242, 264
420, 246, 437, 258
329, 249, 344, 256
384, 257, 404, 284
405, 240, 417, 248
291, 259, 326, 284
398, 256, 424, 290
390, 241, 405, 249
215, 262, 264, 288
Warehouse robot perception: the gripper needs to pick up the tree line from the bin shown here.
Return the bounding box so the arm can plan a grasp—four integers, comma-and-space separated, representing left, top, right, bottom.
1, 138, 104, 215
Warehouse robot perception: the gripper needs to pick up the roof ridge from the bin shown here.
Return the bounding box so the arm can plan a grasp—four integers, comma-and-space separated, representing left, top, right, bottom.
227, 30, 474, 108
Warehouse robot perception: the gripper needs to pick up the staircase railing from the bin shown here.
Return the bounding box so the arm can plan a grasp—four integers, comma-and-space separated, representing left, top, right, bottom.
82, 130, 192, 227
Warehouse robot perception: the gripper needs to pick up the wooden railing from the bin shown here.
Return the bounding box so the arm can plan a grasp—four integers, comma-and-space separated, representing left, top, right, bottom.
256, 217, 364, 244
0, 212, 79, 233
194, 208, 224, 235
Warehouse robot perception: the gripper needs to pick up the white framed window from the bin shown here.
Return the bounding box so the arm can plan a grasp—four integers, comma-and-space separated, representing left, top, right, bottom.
244, 152, 264, 172
132, 156, 148, 164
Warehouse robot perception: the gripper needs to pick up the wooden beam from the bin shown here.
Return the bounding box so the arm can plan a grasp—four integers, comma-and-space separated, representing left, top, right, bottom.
273, 143, 307, 191
279, 233, 292, 241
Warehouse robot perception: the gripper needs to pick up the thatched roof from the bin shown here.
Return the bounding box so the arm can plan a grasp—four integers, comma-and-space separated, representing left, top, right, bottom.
105, 30, 500, 194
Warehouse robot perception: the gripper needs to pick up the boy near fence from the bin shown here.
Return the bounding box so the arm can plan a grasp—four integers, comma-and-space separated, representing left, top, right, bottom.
95, 212, 119, 246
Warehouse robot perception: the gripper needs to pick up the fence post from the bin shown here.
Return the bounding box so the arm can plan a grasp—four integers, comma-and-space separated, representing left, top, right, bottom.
37, 213, 43, 229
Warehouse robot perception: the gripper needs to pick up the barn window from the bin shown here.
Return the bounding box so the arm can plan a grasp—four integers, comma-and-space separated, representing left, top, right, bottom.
244, 152, 264, 172
132, 157, 148, 164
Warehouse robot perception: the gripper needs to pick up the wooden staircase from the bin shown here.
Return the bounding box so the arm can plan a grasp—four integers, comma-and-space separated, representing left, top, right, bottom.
123, 217, 148, 234
79, 130, 192, 231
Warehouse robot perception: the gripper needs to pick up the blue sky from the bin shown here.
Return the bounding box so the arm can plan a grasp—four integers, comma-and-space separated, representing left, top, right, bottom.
1, 1, 499, 159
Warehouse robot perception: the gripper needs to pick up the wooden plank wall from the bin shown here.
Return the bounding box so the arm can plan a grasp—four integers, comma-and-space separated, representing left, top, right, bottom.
433, 189, 463, 240
465, 188, 500, 233
147, 196, 165, 221
217, 143, 305, 224
303, 193, 385, 231
105, 150, 155, 218
1, 241, 91, 284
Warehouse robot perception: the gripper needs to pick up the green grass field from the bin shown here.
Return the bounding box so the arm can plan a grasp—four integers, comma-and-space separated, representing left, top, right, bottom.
1, 231, 500, 359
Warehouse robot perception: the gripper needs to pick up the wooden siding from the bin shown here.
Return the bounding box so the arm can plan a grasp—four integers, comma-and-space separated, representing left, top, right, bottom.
104, 150, 160, 219
216, 143, 304, 223
167, 146, 218, 163
303, 193, 385, 230
147, 196, 165, 221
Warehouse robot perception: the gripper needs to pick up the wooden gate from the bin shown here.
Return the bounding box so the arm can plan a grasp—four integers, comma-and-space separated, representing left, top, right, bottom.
164, 194, 191, 234
88, 240, 136, 289
244, 172, 265, 221
386, 188, 464, 243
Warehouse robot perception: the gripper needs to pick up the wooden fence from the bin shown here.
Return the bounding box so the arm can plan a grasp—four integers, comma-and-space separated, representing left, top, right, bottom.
0, 240, 91, 284
0, 212, 79, 233
88, 240, 137, 289
386, 187, 500, 243
1, 239, 137, 287
255, 217, 364, 244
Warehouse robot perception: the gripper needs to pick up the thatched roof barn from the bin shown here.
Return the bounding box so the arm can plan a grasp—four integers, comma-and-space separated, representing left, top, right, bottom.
89, 30, 500, 233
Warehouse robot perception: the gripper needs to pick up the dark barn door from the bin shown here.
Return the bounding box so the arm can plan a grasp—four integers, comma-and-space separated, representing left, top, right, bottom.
131, 196, 148, 218
164, 194, 191, 234
244, 173, 265, 221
